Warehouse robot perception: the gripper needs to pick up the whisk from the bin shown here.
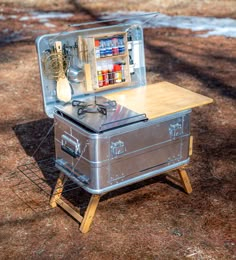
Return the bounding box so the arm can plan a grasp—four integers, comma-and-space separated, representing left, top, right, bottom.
41, 49, 68, 80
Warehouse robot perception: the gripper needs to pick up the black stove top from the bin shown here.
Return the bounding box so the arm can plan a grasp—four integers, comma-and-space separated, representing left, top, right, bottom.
71, 97, 117, 116
56, 96, 148, 133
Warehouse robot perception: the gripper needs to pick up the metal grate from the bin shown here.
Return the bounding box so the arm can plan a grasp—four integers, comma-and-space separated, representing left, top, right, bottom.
6, 158, 81, 213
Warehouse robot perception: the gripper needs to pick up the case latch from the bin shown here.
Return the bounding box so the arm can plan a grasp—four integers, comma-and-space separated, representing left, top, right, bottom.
169, 122, 183, 139
61, 134, 81, 158
111, 140, 126, 157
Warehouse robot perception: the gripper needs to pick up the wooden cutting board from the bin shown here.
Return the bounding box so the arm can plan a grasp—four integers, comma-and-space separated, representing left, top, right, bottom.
104, 81, 213, 119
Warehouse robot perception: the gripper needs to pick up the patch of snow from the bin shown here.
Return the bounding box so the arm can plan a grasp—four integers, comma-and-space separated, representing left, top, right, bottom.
19, 16, 29, 21
17, 12, 73, 23
1, 11, 73, 22
1, 10, 236, 38
101, 11, 236, 38
44, 23, 56, 28
39, 19, 49, 23
30, 11, 73, 20
9, 15, 18, 19
200, 27, 236, 38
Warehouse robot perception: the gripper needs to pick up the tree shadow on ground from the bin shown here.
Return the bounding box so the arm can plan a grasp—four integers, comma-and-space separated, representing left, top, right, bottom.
144, 38, 236, 100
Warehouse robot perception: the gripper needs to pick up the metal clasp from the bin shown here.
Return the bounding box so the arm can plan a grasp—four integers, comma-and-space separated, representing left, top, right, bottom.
169, 122, 183, 139
111, 140, 126, 157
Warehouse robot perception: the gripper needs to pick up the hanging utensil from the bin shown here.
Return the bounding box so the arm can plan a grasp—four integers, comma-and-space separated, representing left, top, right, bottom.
82, 38, 93, 92
77, 36, 92, 92
66, 44, 84, 84
54, 41, 72, 102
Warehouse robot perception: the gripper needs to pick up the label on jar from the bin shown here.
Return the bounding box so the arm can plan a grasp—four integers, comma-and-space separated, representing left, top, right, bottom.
95, 47, 100, 58
115, 72, 122, 83
97, 71, 103, 87
129, 63, 134, 74
102, 70, 109, 86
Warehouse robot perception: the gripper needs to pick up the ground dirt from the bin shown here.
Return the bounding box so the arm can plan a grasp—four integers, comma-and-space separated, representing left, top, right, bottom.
0, 1, 235, 259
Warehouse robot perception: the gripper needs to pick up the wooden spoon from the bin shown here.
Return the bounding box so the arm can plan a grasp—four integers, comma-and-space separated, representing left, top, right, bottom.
55, 41, 71, 102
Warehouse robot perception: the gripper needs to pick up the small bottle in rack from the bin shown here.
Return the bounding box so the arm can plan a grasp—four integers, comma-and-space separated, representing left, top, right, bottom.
95, 40, 100, 58
112, 38, 119, 56
118, 36, 125, 55
97, 65, 103, 88
114, 64, 122, 83
106, 39, 112, 57
100, 40, 106, 58
102, 62, 109, 86
108, 61, 114, 85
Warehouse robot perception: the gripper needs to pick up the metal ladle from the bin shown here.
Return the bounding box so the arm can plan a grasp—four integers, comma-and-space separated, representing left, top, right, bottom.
67, 47, 84, 84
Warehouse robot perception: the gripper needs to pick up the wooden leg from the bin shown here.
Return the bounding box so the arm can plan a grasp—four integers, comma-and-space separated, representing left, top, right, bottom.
50, 172, 67, 208
189, 136, 193, 156
80, 194, 101, 233
177, 168, 193, 194
49, 173, 101, 233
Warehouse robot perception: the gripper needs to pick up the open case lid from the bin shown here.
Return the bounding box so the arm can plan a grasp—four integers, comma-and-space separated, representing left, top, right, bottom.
35, 14, 157, 118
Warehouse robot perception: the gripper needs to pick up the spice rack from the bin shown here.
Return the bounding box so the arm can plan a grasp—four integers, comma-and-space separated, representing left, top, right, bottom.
83, 31, 131, 92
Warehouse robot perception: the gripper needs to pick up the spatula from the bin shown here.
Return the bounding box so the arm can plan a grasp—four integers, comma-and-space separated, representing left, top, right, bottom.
54, 41, 71, 102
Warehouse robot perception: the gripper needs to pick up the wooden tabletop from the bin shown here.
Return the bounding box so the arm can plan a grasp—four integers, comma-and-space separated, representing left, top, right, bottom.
104, 81, 213, 119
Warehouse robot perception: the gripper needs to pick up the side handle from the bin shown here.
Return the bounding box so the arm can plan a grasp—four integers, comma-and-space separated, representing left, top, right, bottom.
61, 134, 81, 158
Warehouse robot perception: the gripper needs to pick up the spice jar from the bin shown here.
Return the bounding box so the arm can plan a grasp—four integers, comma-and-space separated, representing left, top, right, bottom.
100, 40, 106, 58
108, 63, 114, 85
106, 39, 112, 57
114, 64, 122, 83
95, 40, 100, 58
112, 38, 119, 56
118, 37, 125, 55
97, 66, 103, 87
102, 63, 109, 86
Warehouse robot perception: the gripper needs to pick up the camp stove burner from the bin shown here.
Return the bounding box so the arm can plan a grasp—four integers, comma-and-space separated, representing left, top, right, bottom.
56, 96, 148, 133
72, 99, 117, 116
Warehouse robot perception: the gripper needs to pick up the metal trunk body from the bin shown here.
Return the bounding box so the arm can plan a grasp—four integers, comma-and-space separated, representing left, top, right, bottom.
54, 110, 191, 194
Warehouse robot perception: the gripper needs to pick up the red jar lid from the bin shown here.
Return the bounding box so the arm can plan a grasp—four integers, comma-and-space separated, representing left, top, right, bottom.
113, 64, 121, 71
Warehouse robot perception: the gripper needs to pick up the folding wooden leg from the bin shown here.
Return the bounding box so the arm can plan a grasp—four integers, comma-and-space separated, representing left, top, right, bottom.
165, 166, 193, 194
50, 172, 67, 208
177, 168, 192, 194
80, 194, 101, 233
50, 174, 101, 233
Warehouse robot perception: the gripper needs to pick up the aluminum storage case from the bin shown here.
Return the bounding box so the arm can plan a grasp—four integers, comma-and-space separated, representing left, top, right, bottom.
36, 18, 191, 195
54, 108, 191, 194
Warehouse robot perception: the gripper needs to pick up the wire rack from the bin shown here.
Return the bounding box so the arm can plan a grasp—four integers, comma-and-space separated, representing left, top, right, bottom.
6, 158, 82, 213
